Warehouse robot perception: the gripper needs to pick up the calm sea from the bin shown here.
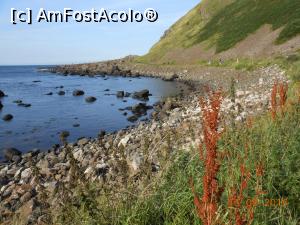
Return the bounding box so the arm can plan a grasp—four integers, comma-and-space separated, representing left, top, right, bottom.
0, 66, 183, 156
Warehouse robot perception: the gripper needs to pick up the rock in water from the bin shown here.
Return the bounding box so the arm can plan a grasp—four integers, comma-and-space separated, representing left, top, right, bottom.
60, 131, 70, 139
127, 115, 138, 122
132, 103, 148, 116
85, 96, 97, 103
0, 101, 3, 109
58, 91, 65, 95
0, 90, 5, 97
18, 103, 31, 107
2, 114, 13, 121
3, 148, 22, 162
13, 100, 23, 104
116, 91, 125, 98
73, 89, 85, 96
132, 89, 150, 100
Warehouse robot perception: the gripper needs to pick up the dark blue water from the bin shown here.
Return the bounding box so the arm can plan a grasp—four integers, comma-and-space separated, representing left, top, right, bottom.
0, 66, 183, 155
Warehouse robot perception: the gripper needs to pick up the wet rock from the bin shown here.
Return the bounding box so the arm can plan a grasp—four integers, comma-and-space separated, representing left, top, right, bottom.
13, 100, 23, 104
116, 91, 125, 98
3, 148, 21, 162
98, 130, 106, 138
0, 90, 6, 97
85, 96, 97, 103
124, 92, 131, 97
0, 101, 3, 110
60, 131, 70, 139
2, 114, 13, 121
72, 89, 85, 96
104, 89, 110, 92
58, 90, 65, 95
127, 115, 138, 122
73, 123, 80, 127
45, 92, 53, 95
132, 103, 148, 116
18, 103, 31, 107
132, 89, 150, 100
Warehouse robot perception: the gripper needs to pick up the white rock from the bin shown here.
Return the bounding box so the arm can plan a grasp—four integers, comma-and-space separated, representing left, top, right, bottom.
259, 78, 264, 85
118, 135, 131, 147
127, 153, 143, 172
21, 168, 32, 180
236, 90, 245, 97
73, 149, 83, 161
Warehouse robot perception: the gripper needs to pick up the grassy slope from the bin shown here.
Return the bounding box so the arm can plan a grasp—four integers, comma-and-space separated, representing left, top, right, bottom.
137, 0, 234, 63
139, 0, 300, 63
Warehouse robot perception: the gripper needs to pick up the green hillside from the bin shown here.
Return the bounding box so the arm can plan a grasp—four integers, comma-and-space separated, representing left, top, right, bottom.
139, 0, 300, 63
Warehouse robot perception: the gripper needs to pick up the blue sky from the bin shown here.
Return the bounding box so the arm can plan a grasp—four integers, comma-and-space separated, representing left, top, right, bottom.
0, 0, 199, 65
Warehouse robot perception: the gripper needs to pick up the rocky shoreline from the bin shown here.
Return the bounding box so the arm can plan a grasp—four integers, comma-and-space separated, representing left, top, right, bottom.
0, 63, 288, 224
